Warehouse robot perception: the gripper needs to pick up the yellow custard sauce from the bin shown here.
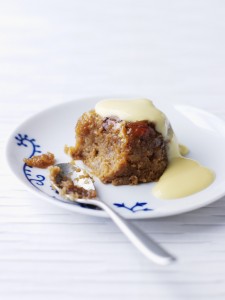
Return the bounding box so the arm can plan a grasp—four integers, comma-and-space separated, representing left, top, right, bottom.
179, 144, 189, 156
152, 157, 215, 199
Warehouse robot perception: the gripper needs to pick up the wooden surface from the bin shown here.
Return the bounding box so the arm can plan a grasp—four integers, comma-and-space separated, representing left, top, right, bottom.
1, 1, 225, 299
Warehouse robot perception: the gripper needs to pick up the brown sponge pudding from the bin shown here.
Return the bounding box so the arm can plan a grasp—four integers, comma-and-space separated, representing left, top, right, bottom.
70, 110, 168, 185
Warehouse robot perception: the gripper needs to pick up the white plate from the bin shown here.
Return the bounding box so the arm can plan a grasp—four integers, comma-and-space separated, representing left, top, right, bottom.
6, 97, 225, 219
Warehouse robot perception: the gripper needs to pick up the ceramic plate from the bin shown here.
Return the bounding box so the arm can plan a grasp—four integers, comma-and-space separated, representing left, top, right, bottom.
6, 97, 225, 219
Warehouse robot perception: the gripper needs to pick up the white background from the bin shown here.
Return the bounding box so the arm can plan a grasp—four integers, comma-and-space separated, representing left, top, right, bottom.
1, 1, 225, 299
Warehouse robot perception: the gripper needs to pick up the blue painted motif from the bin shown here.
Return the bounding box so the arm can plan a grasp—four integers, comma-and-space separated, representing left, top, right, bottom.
15, 134, 45, 189
113, 202, 153, 213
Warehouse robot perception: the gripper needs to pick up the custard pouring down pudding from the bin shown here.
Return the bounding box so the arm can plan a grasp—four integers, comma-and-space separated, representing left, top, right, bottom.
68, 98, 215, 199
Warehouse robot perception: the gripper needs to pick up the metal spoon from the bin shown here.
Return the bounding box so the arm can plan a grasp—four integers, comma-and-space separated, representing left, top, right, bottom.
50, 163, 176, 266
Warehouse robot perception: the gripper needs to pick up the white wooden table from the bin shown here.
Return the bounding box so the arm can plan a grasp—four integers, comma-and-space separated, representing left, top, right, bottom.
1, 1, 225, 299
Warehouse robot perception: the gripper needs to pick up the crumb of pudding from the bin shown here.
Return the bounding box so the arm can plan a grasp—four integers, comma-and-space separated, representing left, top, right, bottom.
64, 145, 76, 157
49, 165, 96, 199
24, 152, 55, 169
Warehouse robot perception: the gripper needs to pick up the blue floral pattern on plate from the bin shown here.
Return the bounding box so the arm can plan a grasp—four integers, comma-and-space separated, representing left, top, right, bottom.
15, 134, 45, 189
114, 202, 152, 213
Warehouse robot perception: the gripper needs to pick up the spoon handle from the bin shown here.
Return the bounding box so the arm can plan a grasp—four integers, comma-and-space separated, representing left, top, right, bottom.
77, 198, 176, 266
